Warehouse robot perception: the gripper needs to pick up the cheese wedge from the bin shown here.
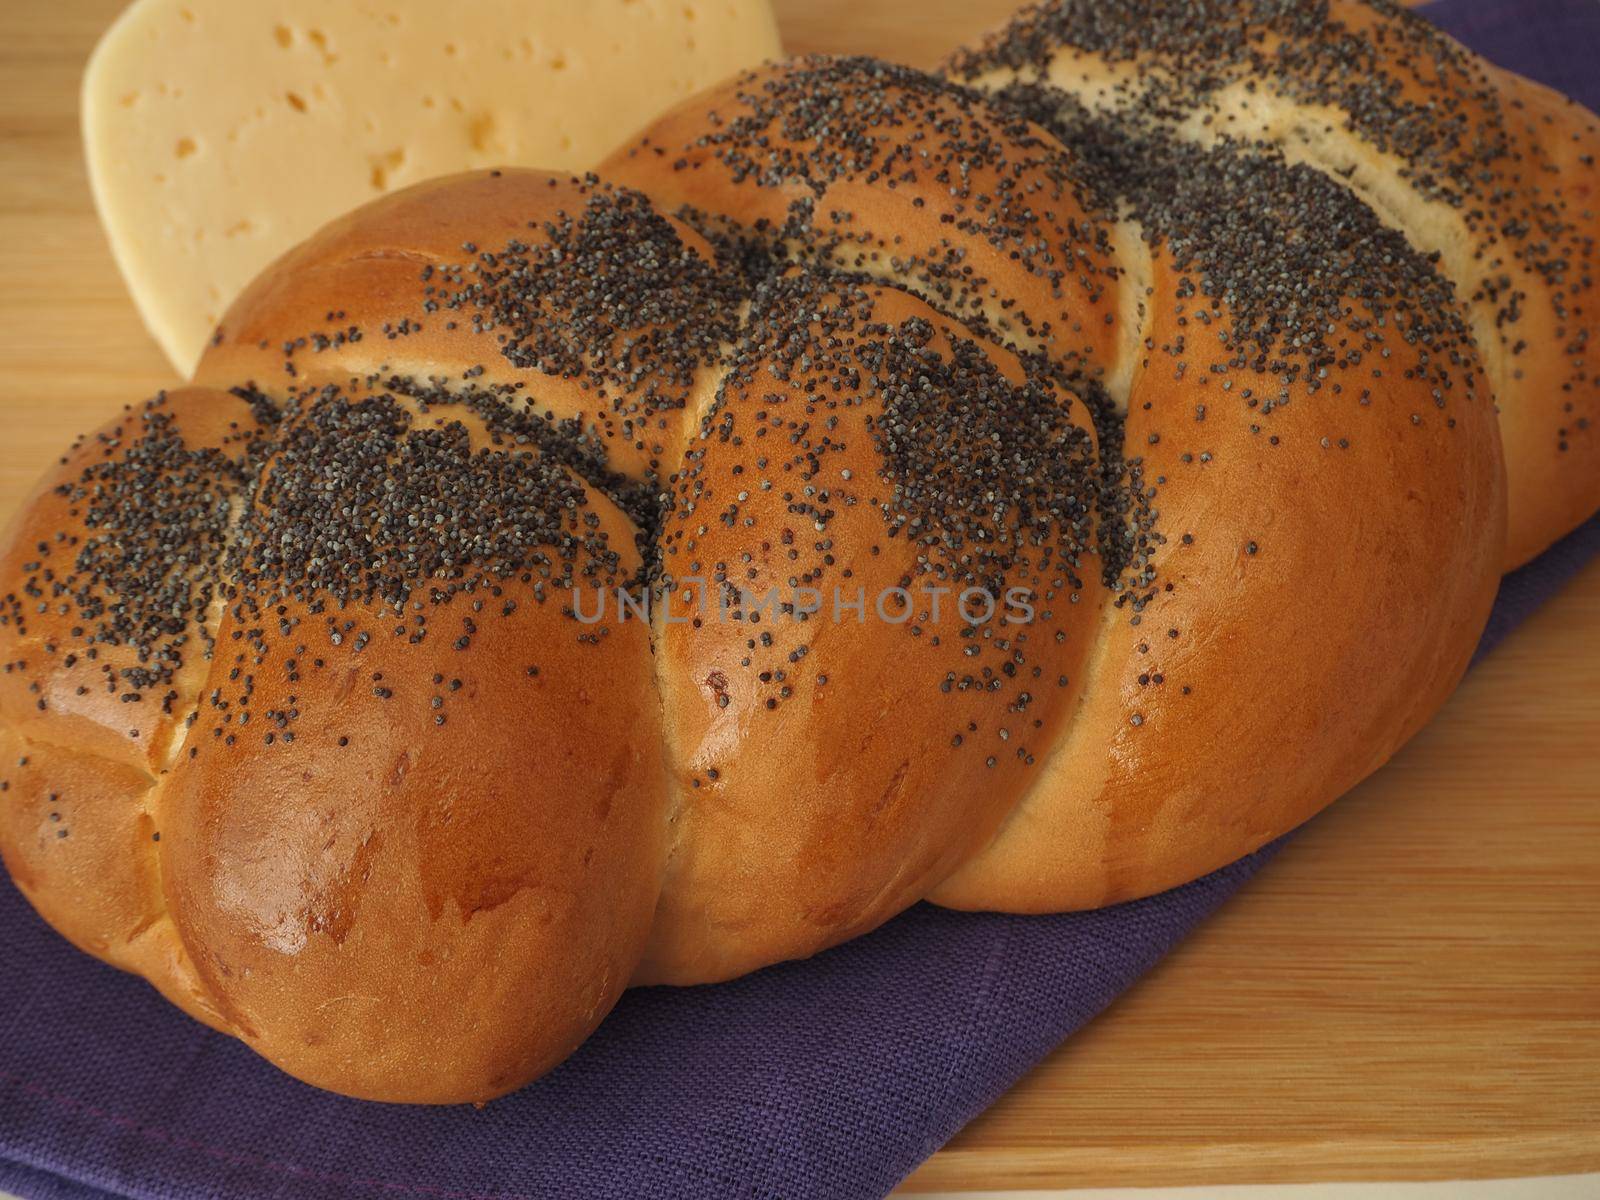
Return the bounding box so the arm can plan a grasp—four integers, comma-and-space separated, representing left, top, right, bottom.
82, 0, 781, 375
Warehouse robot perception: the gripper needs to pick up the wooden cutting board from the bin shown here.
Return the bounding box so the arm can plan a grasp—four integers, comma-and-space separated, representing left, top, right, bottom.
1, 0, 1596, 1191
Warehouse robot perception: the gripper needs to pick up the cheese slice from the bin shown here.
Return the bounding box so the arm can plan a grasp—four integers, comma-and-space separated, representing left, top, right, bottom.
83, 0, 781, 375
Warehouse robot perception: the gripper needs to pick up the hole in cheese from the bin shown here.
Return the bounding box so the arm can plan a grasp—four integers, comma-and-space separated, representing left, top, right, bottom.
368, 147, 405, 191
467, 113, 501, 155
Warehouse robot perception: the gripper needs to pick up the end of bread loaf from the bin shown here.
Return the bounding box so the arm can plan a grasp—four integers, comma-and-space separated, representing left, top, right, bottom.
1, 308, 671, 1102
941, 0, 1600, 568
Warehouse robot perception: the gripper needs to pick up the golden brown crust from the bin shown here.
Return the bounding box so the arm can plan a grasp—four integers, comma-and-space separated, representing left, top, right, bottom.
0, 388, 262, 770
600, 61, 1126, 381
162, 564, 666, 1103
0, 2, 1593, 1102
1469, 67, 1600, 564
0, 387, 272, 1032
0, 350, 671, 1102
0, 729, 227, 1031
599, 46, 1512, 923
640, 280, 1107, 983
195, 171, 732, 482
943, 0, 1600, 566
932, 248, 1505, 910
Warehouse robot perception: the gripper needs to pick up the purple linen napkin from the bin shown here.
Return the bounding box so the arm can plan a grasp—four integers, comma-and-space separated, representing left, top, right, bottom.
4, 2, 1599, 1196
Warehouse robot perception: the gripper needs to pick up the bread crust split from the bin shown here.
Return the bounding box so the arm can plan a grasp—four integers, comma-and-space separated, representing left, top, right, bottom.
3, 0, 1598, 1102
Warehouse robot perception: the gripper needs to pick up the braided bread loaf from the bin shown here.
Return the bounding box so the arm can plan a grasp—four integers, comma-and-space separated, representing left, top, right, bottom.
2, 0, 1596, 1104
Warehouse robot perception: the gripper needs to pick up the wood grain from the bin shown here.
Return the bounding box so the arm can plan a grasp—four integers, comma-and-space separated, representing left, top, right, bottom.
0, 0, 1595, 1192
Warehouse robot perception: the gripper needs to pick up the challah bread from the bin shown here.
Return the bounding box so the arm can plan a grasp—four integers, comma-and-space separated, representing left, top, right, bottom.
941, 0, 1600, 570
2, 0, 1598, 1104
